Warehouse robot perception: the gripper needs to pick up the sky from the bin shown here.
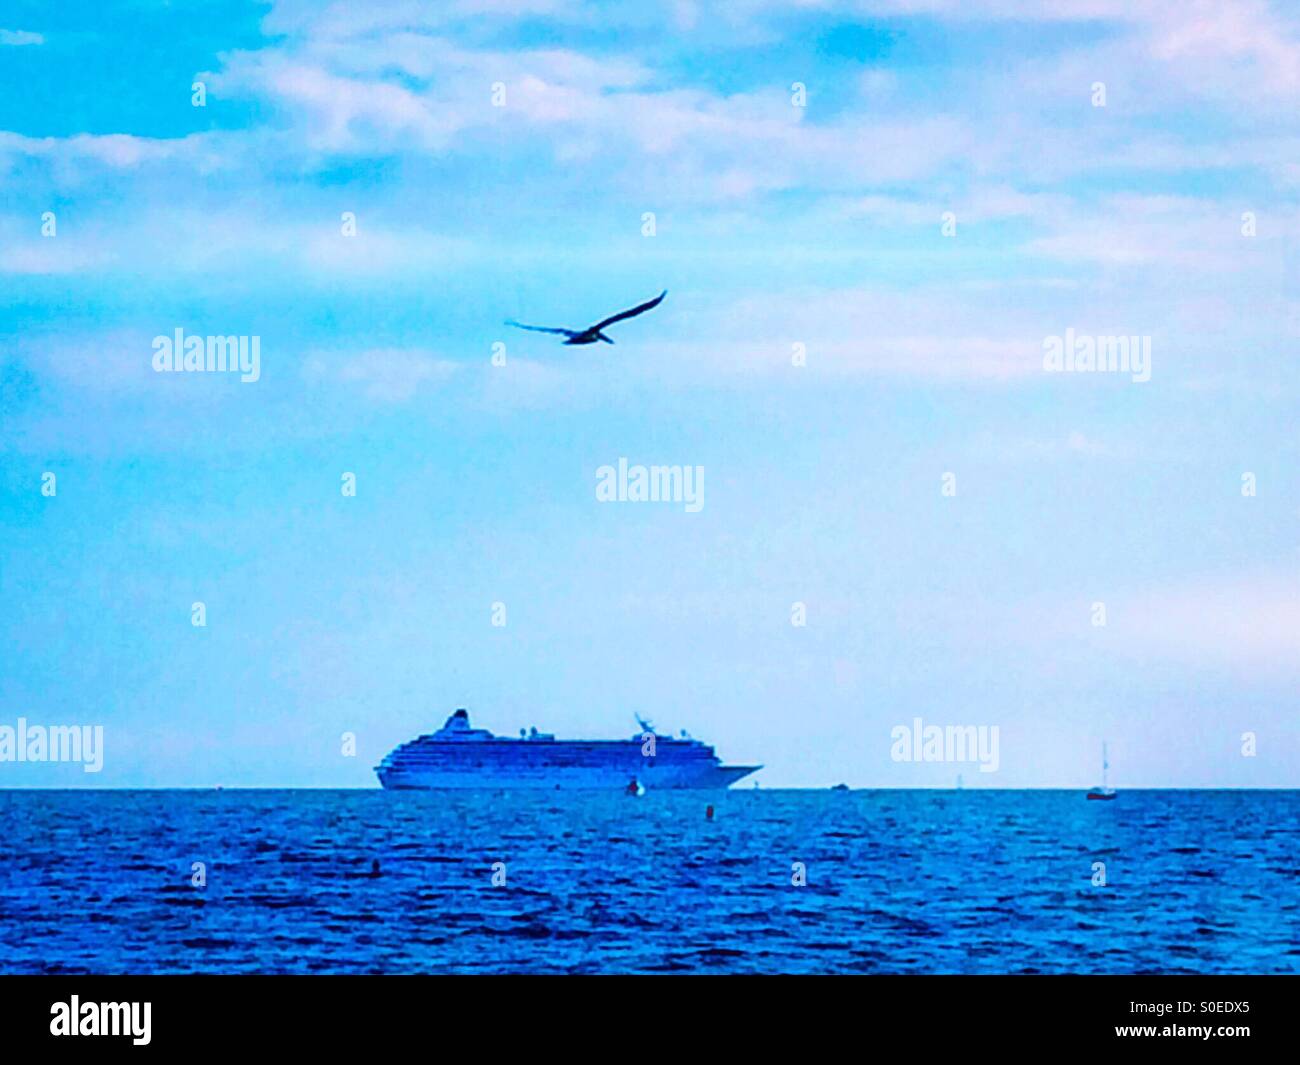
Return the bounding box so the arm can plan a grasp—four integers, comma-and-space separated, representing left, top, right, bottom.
0, 0, 1297, 788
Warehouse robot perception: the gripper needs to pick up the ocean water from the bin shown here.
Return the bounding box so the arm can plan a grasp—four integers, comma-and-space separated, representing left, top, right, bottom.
1, 789, 1296, 974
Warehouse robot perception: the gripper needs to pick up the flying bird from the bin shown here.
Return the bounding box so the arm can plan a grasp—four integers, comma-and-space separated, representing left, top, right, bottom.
505, 290, 666, 345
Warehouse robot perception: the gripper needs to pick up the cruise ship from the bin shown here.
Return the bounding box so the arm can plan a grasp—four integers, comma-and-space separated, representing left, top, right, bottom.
375, 709, 759, 790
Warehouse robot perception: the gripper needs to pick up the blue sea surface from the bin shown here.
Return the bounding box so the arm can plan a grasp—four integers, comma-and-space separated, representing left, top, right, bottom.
1, 789, 1296, 974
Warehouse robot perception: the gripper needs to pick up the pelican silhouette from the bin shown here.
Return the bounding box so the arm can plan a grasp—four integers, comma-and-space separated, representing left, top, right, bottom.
505, 290, 666, 345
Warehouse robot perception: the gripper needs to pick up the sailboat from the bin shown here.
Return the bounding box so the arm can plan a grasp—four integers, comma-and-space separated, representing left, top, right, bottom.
1086, 742, 1117, 800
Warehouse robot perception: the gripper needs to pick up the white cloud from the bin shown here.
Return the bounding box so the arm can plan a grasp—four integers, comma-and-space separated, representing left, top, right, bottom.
0, 206, 471, 278
967, 429, 1118, 460
305, 348, 460, 401
965, 565, 1300, 676
0, 241, 113, 275
0, 131, 216, 172
0, 29, 43, 46
1103, 570, 1300, 674
205, 23, 971, 198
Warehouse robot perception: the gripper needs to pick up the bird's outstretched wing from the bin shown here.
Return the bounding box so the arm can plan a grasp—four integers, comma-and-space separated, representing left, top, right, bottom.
591, 290, 667, 331
504, 320, 579, 338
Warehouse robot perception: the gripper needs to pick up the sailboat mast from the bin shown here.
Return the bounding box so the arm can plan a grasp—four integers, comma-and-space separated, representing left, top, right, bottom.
1102, 743, 1109, 790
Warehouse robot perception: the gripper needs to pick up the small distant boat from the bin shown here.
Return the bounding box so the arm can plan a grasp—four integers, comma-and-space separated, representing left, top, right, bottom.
1086, 743, 1117, 800
831, 783, 850, 791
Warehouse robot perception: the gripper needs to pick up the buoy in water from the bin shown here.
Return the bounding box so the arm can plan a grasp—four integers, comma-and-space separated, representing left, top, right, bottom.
706, 805, 714, 820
